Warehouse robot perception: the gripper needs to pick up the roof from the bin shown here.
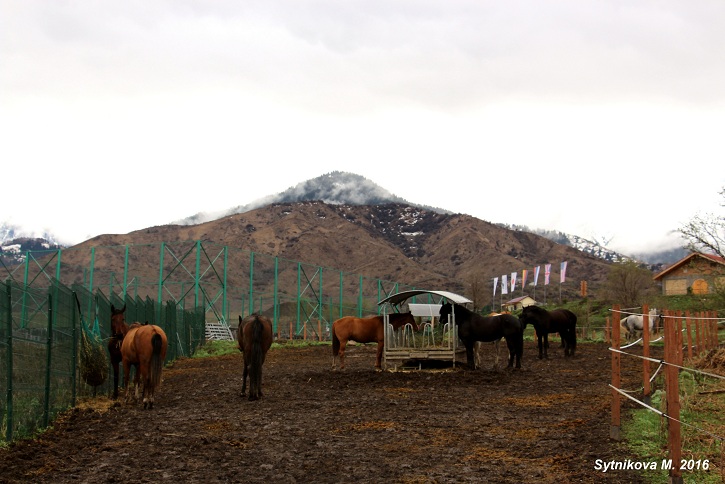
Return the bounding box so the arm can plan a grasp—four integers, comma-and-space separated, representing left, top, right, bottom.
378, 290, 472, 307
503, 295, 535, 305
653, 252, 725, 281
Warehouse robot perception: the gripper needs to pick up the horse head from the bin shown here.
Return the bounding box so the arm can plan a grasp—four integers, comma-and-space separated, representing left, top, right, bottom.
110, 304, 128, 339
393, 311, 418, 331
438, 302, 454, 324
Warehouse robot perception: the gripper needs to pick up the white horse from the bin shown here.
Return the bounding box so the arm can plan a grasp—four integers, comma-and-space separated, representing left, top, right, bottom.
620, 308, 661, 341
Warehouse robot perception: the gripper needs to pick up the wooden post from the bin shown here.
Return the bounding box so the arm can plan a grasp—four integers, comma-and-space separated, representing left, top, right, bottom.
664, 311, 683, 484
695, 313, 703, 356
642, 305, 651, 404
685, 311, 693, 360
711, 311, 719, 349
610, 305, 621, 440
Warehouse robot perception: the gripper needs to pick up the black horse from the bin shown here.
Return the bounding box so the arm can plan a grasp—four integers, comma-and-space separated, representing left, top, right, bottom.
519, 305, 577, 359
439, 302, 524, 370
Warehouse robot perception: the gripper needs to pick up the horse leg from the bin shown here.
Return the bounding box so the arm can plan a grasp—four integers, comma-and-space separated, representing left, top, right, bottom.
375, 341, 383, 370
493, 340, 501, 370
241, 360, 249, 397
505, 338, 516, 368
536, 334, 543, 359
542, 334, 549, 359
465, 342, 476, 370
338, 340, 347, 370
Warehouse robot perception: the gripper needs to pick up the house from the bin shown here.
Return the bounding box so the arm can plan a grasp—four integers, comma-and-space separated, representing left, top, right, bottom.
502, 295, 537, 312
653, 252, 725, 296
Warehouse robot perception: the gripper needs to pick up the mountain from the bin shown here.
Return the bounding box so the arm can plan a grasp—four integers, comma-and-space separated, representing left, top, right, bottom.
177, 171, 449, 226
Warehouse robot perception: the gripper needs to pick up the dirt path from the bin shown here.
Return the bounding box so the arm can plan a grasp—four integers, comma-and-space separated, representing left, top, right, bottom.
0, 341, 648, 483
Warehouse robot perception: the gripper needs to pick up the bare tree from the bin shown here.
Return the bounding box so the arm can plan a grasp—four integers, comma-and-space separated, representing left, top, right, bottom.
467, 271, 490, 312
602, 260, 658, 309
678, 186, 725, 259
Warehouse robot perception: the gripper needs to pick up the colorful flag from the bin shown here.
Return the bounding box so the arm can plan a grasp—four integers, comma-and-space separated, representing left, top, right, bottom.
534, 266, 540, 286
544, 264, 551, 285
521, 269, 528, 289
560, 261, 568, 283
493, 277, 498, 297
510, 272, 517, 292
501, 275, 508, 295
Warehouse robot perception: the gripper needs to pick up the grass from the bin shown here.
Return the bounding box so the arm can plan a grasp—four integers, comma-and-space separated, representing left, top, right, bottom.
191, 338, 330, 358
622, 353, 725, 483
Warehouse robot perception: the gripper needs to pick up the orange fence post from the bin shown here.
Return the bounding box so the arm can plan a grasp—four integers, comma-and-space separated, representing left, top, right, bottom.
664, 310, 683, 483
610, 305, 621, 440
685, 311, 693, 360
642, 305, 651, 404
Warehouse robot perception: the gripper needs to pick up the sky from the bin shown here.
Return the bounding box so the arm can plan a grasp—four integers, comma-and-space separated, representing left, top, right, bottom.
2, 1, 724, 255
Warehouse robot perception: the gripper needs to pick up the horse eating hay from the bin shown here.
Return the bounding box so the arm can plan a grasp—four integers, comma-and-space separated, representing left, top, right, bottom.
519, 305, 577, 359
237, 314, 274, 401
438, 302, 524, 370
121, 322, 168, 409
331, 312, 417, 370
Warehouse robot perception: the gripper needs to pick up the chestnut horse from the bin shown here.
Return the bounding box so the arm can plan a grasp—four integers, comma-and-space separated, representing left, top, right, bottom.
109, 304, 129, 399
121, 322, 168, 409
237, 314, 274, 401
331, 312, 417, 370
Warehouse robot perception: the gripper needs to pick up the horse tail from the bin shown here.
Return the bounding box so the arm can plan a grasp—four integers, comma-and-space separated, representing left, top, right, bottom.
332, 324, 340, 357
149, 331, 164, 390
249, 317, 265, 396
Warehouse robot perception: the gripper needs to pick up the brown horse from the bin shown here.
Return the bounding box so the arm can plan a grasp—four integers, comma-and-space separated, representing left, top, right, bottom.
237, 314, 274, 401
331, 312, 417, 370
121, 322, 168, 409
109, 304, 129, 399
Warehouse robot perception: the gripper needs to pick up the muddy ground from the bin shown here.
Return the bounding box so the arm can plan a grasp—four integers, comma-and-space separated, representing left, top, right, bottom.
0, 340, 652, 483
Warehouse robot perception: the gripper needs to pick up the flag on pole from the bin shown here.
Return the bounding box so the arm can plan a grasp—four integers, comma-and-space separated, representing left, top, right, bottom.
544, 264, 551, 285
493, 277, 498, 297
510, 272, 517, 292
502, 275, 508, 295
560, 261, 568, 283
521, 269, 528, 289
534, 266, 540, 286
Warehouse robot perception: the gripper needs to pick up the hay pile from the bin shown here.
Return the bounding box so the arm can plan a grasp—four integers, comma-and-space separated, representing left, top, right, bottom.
695, 347, 725, 376
80, 327, 108, 391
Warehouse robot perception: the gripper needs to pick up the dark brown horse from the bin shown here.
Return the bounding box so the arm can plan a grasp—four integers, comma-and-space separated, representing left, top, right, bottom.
108, 304, 129, 399
519, 305, 577, 359
439, 303, 524, 370
121, 322, 168, 409
331, 312, 417, 370
237, 314, 274, 401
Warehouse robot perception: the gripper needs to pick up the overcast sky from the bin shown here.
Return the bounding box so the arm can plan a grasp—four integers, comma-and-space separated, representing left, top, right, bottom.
2, 1, 723, 255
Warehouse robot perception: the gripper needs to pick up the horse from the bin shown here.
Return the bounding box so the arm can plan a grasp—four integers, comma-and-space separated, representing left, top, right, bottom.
519, 305, 577, 359
121, 322, 168, 409
620, 308, 661, 341
109, 304, 129, 399
438, 302, 524, 370
331, 311, 417, 370
237, 314, 274, 401
474, 311, 512, 370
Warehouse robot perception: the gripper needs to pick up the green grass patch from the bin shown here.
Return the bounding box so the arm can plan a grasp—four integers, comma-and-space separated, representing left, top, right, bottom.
191, 339, 331, 358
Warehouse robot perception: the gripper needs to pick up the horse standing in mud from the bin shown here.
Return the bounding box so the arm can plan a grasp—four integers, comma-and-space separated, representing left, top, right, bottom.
121, 322, 168, 409
108, 304, 129, 399
237, 314, 274, 401
331, 312, 417, 370
439, 303, 524, 370
519, 305, 577, 359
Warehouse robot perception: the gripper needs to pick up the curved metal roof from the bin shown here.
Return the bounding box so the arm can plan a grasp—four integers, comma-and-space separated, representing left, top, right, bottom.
377, 289, 472, 307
